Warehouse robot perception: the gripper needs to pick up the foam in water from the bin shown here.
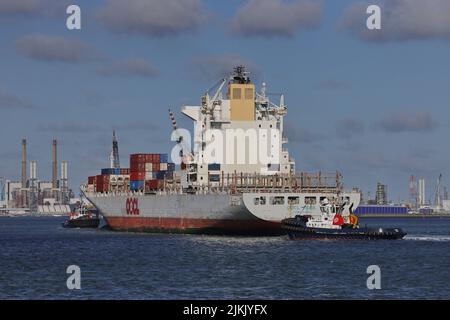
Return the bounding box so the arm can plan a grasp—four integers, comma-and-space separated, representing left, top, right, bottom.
405, 235, 450, 242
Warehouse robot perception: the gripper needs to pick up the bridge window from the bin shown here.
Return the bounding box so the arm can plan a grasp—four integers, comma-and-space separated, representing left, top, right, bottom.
245, 88, 253, 100
305, 197, 317, 205
233, 88, 241, 99
288, 196, 299, 205
254, 196, 266, 205
270, 196, 285, 205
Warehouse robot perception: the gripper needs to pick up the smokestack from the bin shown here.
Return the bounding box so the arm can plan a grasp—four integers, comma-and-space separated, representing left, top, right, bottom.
61, 161, 67, 180
52, 139, 57, 188
21, 139, 27, 188
30, 161, 37, 180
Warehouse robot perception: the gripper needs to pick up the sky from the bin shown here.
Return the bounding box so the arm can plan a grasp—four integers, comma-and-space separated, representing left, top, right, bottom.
1, 0, 450, 203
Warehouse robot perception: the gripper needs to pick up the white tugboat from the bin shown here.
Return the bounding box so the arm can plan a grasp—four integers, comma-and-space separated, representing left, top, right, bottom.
281, 199, 407, 240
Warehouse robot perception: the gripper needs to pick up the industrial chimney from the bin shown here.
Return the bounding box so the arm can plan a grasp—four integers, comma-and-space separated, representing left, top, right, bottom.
21, 139, 27, 188
52, 139, 57, 189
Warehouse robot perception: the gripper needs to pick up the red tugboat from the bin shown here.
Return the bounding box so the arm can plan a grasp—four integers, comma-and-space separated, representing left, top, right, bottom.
63, 205, 100, 229
282, 199, 406, 240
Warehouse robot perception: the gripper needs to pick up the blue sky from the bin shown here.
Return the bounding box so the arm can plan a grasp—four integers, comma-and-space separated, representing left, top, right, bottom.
1, 0, 450, 202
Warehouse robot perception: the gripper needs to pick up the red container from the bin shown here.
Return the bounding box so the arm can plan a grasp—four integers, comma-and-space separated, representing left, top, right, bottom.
120, 168, 130, 175
88, 176, 96, 185
130, 171, 145, 181
145, 179, 159, 191
130, 162, 146, 172
95, 174, 110, 192
152, 162, 160, 172
130, 154, 147, 163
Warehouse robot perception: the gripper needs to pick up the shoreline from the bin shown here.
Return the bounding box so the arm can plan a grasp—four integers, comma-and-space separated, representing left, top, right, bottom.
360, 214, 450, 218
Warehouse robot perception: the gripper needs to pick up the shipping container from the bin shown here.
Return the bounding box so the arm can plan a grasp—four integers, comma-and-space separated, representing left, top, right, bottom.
160, 163, 168, 171
145, 179, 158, 191
120, 168, 130, 175
130, 162, 146, 172
165, 171, 174, 180
101, 168, 121, 175
88, 176, 96, 185
160, 154, 168, 163
145, 163, 153, 172
130, 180, 144, 191
96, 174, 110, 193
208, 163, 221, 171
130, 171, 145, 181
156, 170, 167, 180
145, 172, 156, 180
167, 163, 175, 171
130, 154, 148, 163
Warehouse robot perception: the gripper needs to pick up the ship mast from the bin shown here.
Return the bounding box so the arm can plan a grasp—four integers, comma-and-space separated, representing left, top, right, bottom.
109, 130, 120, 169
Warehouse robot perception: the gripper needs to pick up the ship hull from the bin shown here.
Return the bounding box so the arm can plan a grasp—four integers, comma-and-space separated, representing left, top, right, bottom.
85, 190, 361, 236
63, 217, 100, 229
282, 218, 406, 240
86, 193, 284, 236
105, 216, 281, 235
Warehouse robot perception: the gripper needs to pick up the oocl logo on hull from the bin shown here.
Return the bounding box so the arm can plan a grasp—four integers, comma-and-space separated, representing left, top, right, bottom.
126, 198, 140, 215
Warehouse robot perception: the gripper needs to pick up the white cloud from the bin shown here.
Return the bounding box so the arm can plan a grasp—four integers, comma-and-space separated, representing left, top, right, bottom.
16, 34, 97, 63
231, 0, 323, 37
96, 0, 209, 37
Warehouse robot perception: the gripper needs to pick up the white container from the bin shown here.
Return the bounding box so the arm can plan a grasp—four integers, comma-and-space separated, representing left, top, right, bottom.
145, 163, 153, 171
160, 163, 168, 171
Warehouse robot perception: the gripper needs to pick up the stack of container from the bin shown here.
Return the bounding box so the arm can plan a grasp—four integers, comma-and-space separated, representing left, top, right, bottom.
129, 153, 175, 192
87, 168, 131, 193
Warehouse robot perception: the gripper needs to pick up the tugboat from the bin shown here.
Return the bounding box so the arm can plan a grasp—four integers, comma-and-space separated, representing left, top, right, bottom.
282, 199, 406, 240
63, 205, 100, 229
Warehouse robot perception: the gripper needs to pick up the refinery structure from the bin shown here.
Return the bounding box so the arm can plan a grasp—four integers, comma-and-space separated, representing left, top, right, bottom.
0, 139, 75, 215
353, 175, 450, 217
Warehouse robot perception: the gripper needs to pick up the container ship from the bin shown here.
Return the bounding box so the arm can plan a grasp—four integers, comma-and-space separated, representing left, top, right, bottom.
82, 67, 360, 235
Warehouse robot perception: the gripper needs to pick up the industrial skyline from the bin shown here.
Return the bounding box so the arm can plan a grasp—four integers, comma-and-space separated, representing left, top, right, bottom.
1, 0, 450, 200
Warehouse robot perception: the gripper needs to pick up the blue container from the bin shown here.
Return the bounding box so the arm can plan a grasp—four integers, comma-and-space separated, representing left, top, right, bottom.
165, 171, 174, 179
130, 180, 144, 191
167, 163, 175, 171
208, 163, 221, 171
160, 154, 168, 163
156, 171, 167, 180
101, 168, 121, 175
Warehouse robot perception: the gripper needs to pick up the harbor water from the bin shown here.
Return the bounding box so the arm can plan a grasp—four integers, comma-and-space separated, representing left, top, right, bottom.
0, 216, 449, 299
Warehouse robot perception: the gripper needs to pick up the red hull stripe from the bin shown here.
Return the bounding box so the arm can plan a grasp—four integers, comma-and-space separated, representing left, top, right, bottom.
105, 217, 282, 235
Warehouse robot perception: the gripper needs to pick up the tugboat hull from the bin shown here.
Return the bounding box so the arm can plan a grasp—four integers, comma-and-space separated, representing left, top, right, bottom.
63, 217, 100, 229
282, 218, 406, 240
